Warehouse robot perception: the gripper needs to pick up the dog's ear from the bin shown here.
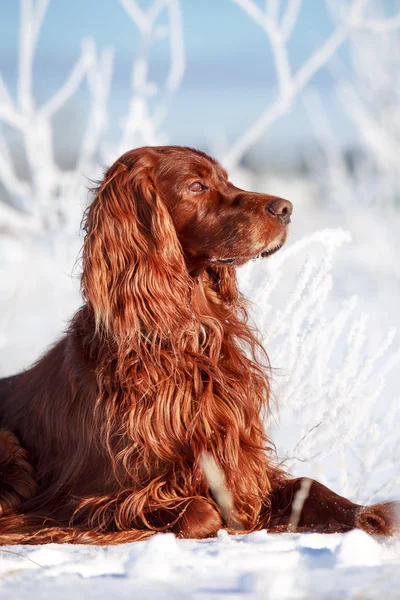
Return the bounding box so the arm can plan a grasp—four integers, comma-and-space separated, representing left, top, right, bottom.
82, 151, 192, 342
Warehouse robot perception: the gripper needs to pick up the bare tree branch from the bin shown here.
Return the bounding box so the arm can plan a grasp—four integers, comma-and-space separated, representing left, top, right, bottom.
224, 0, 378, 169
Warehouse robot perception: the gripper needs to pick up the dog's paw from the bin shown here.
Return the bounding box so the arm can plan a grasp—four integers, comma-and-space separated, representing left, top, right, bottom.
174, 498, 223, 539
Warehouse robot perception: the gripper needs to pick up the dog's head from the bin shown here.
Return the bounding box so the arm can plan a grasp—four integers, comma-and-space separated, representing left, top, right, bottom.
149, 146, 292, 274
82, 146, 292, 337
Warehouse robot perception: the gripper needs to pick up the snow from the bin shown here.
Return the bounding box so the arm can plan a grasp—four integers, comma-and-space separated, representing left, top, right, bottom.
1, 2, 400, 598
0, 530, 399, 599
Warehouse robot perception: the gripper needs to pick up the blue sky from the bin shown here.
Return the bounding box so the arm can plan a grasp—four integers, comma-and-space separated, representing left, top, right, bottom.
1, 0, 397, 166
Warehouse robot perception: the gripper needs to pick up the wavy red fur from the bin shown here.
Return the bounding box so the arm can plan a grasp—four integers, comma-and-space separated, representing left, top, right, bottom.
0, 146, 398, 544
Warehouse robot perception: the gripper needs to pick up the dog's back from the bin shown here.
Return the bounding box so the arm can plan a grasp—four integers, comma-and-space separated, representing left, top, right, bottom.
0, 375, 18, 424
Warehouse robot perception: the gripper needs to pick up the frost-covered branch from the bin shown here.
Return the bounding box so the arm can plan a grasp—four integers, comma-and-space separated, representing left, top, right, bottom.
281, 0, 302, 41
1, 0, 185, 233
77, 44, 114, 172
112, 0, 185, 157
0, 1, 114, 232
224, 0, 400, 169
39, 43, 94, 119
120, 0, 165, 34
337, 83, 400, 170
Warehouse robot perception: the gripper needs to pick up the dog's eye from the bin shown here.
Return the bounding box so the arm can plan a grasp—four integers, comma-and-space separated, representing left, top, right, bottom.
188, 182, 207, 193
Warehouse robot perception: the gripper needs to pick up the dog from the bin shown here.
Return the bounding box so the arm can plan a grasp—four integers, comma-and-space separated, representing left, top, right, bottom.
0, 146, 398, 544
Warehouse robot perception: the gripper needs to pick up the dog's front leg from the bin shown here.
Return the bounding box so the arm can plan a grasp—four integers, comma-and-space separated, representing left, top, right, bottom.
263, 478, 399, 535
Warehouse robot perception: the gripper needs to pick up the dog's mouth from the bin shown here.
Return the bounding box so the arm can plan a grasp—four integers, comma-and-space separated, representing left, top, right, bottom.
209, 237, 285, 266
209, 257, 237, 265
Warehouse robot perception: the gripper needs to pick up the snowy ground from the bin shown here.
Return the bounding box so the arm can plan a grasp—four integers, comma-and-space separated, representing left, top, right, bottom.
0, 530, 399, 599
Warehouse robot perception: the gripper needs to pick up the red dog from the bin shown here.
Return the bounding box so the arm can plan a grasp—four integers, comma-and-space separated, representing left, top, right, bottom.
0, 146, 398, 544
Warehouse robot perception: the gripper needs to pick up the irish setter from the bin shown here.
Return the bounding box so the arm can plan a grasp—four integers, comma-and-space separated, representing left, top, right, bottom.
0, 146, 398, 544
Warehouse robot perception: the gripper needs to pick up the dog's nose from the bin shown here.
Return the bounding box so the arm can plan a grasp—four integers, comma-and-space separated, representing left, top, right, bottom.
266, 198, 293, 224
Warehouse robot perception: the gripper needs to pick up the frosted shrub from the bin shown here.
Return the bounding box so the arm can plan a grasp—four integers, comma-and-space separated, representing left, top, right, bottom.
239, 229, 400, 503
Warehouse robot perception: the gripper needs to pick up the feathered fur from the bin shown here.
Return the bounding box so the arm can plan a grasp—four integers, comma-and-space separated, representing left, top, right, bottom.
0, 146, 398, 544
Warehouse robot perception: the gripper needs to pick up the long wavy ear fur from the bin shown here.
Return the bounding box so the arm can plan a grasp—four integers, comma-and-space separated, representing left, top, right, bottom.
82, 149, 193, 341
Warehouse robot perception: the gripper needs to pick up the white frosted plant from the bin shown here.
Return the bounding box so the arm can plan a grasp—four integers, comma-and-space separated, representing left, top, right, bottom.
0, 1, 113, 235
239, 229, 400, 503
0, 0, 184, 234
221, 0, 400, 170
106, 0, 184, 160
330, 0, 400, 212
